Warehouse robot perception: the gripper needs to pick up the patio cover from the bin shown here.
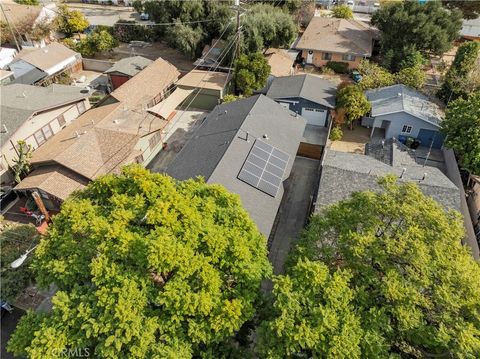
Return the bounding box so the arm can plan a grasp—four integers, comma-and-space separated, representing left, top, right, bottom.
147, 88, 193, 119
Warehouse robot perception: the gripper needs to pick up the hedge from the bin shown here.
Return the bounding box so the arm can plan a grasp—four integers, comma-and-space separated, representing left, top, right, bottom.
326, 61, 349, 74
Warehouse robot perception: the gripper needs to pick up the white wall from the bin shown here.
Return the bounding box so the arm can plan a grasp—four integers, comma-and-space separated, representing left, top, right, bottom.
0, 99, 90, 185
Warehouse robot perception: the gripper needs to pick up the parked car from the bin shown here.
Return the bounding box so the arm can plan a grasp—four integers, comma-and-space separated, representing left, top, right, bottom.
346, 0, 355, 9
351, 70, 362, 83
140, 12, 149, 21
0, 186, 18, 214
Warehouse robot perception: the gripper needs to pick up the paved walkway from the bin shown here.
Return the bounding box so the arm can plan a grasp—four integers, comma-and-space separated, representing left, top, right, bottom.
268, 156, 320, 276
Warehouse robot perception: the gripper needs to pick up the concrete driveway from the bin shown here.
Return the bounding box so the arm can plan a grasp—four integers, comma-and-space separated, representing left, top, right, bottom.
147, 109, 208, 173
268, 156, 321, 275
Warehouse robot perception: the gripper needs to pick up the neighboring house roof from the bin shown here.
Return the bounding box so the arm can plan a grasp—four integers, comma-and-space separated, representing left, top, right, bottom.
28, 58, 179, 190
0, 69, 13, 80
104, 56, 153, 77
365, 84, 444, 127
0, 84, 91, 145
0, 3, 42, 24
110, 57, 180, 105
194, 39, 227, 67
461, 17, 480, 39
264, 48, 294, 77
12, 43, 79, 73
9, 67, 47, 85
15, 165, 89, 201
296, 17, 373, 56
316, 144, 460, 212
176, 70, 231, 91
266, 74, 336, 109
166, 95, 306, 237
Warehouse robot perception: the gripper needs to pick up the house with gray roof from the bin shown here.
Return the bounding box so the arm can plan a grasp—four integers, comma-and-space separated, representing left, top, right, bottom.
1, 84, 91, 184
105, 56, 153, 90
362, 84, 445, 148
266, 74, 336, 128
316, 142, 460, 212
164, 95, 306, 237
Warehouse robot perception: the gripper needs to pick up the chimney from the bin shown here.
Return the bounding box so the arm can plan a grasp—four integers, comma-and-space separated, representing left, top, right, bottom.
400, 168, 406, 178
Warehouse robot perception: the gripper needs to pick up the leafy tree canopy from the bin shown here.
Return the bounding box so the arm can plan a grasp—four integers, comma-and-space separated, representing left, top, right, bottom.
0, 223, 39, 302
438, 41, 480, 103
7, 166, 271, 358
11, 140, 32, 184
165, 21, 204, 59
234, 52, 270, 96
335, 85, 371, 125
55, 4, 89, 36
72, 29, 118, 57
331, 5, 353, 19
442, 0, 480, 20
395, 65, 426, 90
262, 178, 480, 358
357, 59, 395, 90
14, 0, 39, 5
372, 1, 462, 72
241, 4, 297, 54
441, 91, 480, 174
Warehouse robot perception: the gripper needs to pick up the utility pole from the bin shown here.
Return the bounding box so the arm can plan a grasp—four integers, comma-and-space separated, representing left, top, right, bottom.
235, 0, 241, 59
0, 2, 20, 51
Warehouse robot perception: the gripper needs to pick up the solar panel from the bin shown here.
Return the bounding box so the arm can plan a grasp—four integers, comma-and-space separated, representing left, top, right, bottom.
237, 139, 289, 197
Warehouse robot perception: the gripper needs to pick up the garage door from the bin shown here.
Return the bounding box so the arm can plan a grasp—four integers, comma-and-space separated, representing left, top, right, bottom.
301, 107, 327, 126
417, 129, 444, 149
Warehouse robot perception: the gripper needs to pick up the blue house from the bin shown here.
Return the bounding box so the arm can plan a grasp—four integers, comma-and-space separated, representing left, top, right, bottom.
266, 74, 336, 128
362, 84, 445, 148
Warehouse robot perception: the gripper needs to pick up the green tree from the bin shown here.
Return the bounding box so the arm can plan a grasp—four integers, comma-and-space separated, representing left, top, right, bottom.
441, 91, 480, 174
395, 66, 426, 90
11, 140, 32, 184
331, 5, 353, 19
0, 223, 39, 302
335, 85, 371, 127
234, 52, 270, 96
14, 0, 39, 5
73, 29, 118, 57
357, 59, 395, 90
442, 0, 480, 20
241, 4, 297, 54
7, 166, 271, 358
258, 259, 362, 358
329, 126, 343, 141
269, 178, 480, 357
56, 4, 89, 36
222, 94, 243, 103
438, 41, 480, 103
371, 1, 462, 72
165, 22, 204, 59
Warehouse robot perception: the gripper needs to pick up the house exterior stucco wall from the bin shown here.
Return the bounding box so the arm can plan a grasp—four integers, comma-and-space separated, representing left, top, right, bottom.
301, 50, 363, 69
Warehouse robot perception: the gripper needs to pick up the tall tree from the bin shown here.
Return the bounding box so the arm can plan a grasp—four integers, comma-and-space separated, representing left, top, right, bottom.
438, 41, 480, 103
441, 91, 480, 174
261, 177, 480, 357
11, 140, 32, 184
234, 52, 270, 96
165, 22, 204, 59
241, 4, 297, 54
335, 85, 371, 127
371, 1, 462, 72
442, 0, 480, 20
55, 4, 89, 36
7, 166, 271, 358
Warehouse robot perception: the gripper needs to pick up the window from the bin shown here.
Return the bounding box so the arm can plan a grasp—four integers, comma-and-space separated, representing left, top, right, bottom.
342, 54, 355, 61
322, 52, 332, 60
401, 125, 413, 134
76, 101, 86, 114
149, 132, 162, 150
57, 114, 66, 127
33, 124, 53, 146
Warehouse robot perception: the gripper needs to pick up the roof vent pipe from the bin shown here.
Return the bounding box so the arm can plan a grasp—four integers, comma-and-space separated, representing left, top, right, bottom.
75, 131, 80, 138
91, 119, 95, 125
400, 168, 406, 178
422, 173, 427, 181
1, 124, 7, 133
263, 134, 269, 140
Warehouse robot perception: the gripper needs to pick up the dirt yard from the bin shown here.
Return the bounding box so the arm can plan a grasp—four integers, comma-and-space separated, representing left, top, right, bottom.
94, 42, 195, 73
330, 125, 373, 154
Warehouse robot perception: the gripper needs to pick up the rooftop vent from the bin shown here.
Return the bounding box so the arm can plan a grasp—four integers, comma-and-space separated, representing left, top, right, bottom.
400, 167, 406, 178
262, 134, 269, 140
397, 92, 402, 97
75, 131, 80, 138
1, 124, 8, 133
422, 173, 427, 181
113, 119, 119, 124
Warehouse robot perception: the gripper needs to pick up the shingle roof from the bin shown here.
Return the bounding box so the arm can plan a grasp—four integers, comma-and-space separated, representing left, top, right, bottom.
176, 70, 231, 91
266, 74, 336, 108
166, 95, 306, 237
365, 84, 444, 126
29, 58, 179, 185
316, 146, 460, 212
13, 43, 78, 72
296, 17, 373, 56
104, 56, 152, 77
0, 84, 90, 145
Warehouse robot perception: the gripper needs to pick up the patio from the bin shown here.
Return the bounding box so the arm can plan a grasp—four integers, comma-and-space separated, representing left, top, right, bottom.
330, 125, 384, 154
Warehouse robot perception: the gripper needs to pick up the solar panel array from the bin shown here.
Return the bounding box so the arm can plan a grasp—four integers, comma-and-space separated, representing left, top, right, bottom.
237, 139, 289, 197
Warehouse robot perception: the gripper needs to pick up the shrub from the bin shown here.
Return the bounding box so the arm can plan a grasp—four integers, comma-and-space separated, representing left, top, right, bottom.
320, 66, 335, 75
331, 5, 353, 19
329, 126, 343, 141
326, 61, 349, 74
395, 66, 426, 89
